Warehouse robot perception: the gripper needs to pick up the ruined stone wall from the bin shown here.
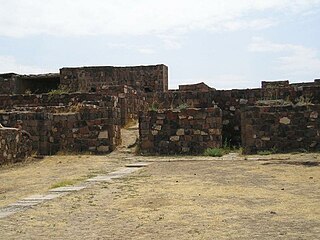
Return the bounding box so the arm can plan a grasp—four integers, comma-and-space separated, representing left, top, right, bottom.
146, 89, 261, 145
241, 104, 320, 154
100, 85, 146, 126
261, 80, 289, 89
0, 108, 120, 155
0, 74, 16, 95
0, 94, 121, 155
179, 82, 213, 92
15, 74, 60, 94
0, 88, 145, 127
0, 127, 32, 165
139, 107, 222, 155
0, 93, 120, 109
146, 84, 320, 146
60, 64, 168, 93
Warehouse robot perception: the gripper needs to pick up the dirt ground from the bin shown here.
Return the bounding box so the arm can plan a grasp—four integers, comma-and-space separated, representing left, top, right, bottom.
0, 126, 319, 239
0, 126, 139, 208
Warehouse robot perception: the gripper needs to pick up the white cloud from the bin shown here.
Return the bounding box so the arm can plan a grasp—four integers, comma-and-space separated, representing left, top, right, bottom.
0, 56, 55, 74
249, 37, 320, 78
137, 48, 155, 55
0, 0, 319, 37
158, 35, 184, 50
221, 18, 277, 31
106, 42, 155, 54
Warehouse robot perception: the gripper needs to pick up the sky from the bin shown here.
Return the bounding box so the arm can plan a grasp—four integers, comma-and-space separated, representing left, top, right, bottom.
0, 0, 320, 89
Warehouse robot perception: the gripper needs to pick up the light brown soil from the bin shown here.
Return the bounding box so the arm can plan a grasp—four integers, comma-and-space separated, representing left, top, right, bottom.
0, 126, 319, 239
0, 125, 139, 208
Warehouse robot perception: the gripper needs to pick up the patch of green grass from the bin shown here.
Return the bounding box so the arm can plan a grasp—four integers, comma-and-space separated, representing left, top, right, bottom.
50, 180, 77, 189
257, 150, 272, 155
204, 148, 225, 157
176, 103, 189, 110
257, 147, 277, 155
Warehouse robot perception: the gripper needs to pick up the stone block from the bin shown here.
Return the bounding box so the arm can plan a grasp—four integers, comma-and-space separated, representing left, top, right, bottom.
279, 117, 291, 125
170, 136, 179, 142
176, 129, 185, 136
97, 145, 110, 153
98, 131, 109, 139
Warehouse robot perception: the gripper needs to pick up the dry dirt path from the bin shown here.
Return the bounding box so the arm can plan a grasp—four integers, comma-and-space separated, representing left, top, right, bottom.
0, 127, 320, 239
0, 125, 139, 208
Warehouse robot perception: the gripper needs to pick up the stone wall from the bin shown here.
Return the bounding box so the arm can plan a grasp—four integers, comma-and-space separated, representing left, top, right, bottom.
179, 82, 213, 92
0, 88, 144, 127
0, 73, 17, 95
15, 73, 60, 94
139, 107, 222, 155
146, 89, 260, 145
0, 94, 121, 155
0, 127, 32, 165
0, 108, 120, 155
0, 92, 121, 109
0, 73, 60, 95
146, 84, 320, 146
60, 64, 168, 93
100, 85, 146, 126
261, 80, 289, 89
241, 104, 320, 154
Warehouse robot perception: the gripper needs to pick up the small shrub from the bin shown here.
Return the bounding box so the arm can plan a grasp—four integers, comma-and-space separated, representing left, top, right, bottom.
295, 96, 313, 106
176, 103, 189, 110
149, 102, 159, 112
256, 99, 292, 106
238, 147, 244, 155
48, 85, 70, 97
257, 147, 277, 155
48, 89, 68, 95
204, 148, 225, 157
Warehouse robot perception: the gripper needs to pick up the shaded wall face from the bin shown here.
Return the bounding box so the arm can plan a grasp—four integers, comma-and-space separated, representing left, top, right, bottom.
139, 107, 222, 155
0, 75, 16, 94
15, 77, 60, 94
241, 105, 320, 154
60, 65, 168, 93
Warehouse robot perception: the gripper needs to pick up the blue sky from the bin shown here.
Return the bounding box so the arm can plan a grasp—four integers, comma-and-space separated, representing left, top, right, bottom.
0, 0, 320, 89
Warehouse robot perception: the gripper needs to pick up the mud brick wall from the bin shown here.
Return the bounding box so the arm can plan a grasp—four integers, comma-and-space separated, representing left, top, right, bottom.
241, 104, 320, 154
60, 64, 168, 93
139, 107, 222, 155
0, 127, 32, 165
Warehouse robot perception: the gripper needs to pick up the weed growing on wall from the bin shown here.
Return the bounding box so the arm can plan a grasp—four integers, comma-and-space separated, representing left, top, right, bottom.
295, 96, 313, 106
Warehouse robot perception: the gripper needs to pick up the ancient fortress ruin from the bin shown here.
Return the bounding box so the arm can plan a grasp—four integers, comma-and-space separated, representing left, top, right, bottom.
1, 64, 320, 164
